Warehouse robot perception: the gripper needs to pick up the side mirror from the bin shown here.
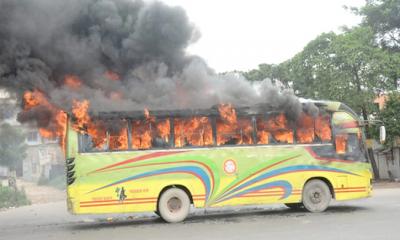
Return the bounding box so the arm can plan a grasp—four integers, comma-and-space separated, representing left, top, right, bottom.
379, 126, 386, 144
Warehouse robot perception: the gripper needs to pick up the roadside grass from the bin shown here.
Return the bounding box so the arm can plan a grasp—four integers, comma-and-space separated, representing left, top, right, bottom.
0, 185, 31, 209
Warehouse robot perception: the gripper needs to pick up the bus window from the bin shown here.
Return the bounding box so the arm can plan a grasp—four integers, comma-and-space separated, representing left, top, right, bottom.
256, 116, 270, 144
315, 114, 332, 142
80, 123, 108, 152
216, 117, 253, 146
267, 113, 294, 144
174, 117, 213, 148
131, 118, 171, 150
296, 113, 315, 144
109, 121, 128, 151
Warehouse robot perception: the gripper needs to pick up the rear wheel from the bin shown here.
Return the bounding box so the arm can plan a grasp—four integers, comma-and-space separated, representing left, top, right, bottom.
158, 188, 190, 223
302, 179, 331, 213
284, 203, 304, 210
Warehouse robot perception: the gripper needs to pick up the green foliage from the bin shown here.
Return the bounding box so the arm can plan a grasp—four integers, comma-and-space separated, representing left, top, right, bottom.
358, 0, 400, 50
286, 27, 394, 117
0, 123, 27, 170
243, 63, 290, 85
379, 92, 400, 146
0, 186, 31, 209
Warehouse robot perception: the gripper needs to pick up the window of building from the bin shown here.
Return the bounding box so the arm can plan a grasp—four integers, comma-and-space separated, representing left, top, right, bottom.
27, 131, 39, 143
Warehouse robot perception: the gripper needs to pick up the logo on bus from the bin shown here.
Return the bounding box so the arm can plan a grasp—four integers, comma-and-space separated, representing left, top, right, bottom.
223, 159, 237, 175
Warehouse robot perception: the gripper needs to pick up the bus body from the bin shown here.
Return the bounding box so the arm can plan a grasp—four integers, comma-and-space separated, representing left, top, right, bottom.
65, 101, 372, 217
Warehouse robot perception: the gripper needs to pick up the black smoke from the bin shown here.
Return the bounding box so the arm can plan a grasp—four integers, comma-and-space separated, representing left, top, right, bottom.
0, 0, 310, 126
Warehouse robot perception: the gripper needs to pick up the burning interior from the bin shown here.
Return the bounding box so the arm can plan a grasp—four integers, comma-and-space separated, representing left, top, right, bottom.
76, 103, 333, 152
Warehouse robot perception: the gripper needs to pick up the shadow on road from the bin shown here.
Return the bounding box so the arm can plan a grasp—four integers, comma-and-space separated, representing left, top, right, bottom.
68, 205, 369, 230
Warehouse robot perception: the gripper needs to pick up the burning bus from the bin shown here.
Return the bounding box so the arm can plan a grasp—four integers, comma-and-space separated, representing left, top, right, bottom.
64, 100, 374, 223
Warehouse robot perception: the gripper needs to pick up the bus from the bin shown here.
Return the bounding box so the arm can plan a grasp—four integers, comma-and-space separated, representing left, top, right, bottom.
65, 100, 375, 223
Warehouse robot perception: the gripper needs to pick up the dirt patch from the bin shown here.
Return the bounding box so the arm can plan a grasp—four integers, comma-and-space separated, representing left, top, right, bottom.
16, 179, 65, 204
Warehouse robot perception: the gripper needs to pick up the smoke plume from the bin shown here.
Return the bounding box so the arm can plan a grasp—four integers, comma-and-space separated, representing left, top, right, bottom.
0, 0, 310, 127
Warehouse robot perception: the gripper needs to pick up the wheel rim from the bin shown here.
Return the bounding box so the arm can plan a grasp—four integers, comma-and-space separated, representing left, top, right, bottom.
167, 197, 182, 213
309, 188, 323, 204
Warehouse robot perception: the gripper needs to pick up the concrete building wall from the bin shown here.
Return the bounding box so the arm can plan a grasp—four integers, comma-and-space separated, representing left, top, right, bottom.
375, 148, 400, 180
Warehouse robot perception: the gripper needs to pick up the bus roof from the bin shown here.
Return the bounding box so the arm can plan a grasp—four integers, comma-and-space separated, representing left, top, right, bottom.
84, 100, 355, 121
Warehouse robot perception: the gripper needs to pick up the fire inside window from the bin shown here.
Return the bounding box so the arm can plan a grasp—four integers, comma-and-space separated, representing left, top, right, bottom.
79, 112, 334, 152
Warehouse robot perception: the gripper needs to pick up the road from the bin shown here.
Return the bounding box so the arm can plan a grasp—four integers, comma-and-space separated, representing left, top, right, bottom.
1, 187, 400, 240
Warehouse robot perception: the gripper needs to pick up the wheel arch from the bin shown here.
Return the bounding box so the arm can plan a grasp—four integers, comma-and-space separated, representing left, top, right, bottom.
157, 184, 194, 210
303, 177, 335, 199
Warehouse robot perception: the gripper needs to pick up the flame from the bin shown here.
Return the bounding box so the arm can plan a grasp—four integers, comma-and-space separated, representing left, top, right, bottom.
105, 70, 120, 81
22, 90, 67, 150
256, 117, 270, 144
86, 121, 108, 149
132, 119, 153, 149
217, 104, 253, 145
157, 119, 171, 143
64, 75, 82, 90
315, 115, 332, 142
72, 100, 90, 131
296, 113, 315, 144
335, 134, 347, 154
174, 117, 213, 147
131, 110, 171, 149
267, 113, 294, 144
109, 126, 128, 151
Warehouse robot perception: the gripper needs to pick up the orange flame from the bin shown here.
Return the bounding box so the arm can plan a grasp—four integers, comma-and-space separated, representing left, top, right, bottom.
109, 125, 128, 151
267, 113, 294, 144
217, 104, 253, 145
22, 90, 67, 150
64, 75, 82, 90
72, 100, 90, 131
296, 113, 315, 144
335, 134, 347, 154
315, 115, 332, 142
105, 71, 120, 81
174, 117, 213, 147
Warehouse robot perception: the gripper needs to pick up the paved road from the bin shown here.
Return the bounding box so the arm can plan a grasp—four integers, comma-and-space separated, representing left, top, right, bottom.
1, 188, 400, 240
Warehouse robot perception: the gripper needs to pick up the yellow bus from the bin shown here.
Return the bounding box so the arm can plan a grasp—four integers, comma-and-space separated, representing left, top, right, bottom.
65, 101, 375, 223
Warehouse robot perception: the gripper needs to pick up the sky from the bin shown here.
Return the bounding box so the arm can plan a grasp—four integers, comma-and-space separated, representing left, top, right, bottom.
160, 0, 366, 72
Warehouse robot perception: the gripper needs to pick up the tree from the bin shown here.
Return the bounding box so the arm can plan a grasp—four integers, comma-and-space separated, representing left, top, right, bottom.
0, 123, 27, 171
379, 92, 400, 146
243, 63, 290, 86
284, 27, 398, 133
358, 0, 400, 50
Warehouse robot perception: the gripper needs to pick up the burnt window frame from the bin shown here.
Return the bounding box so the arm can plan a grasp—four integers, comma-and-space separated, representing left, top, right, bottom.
77, 109, 335, 153
129, 117, 174, 151
214, 114, 256, 147
172, 115, 216, 149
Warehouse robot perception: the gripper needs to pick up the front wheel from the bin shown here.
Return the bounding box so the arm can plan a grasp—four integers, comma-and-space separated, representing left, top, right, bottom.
158, 188, 190, 223
302, 179, 331, 213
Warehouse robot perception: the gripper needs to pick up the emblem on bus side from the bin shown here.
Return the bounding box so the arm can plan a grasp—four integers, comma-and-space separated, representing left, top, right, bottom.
223, 159, 237, 175
115, 187, 127, 202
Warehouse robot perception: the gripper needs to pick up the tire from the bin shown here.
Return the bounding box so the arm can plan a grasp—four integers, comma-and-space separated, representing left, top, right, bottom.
302, 179, 331, 213
284, 203, 304, 210
158, 188, 190, 223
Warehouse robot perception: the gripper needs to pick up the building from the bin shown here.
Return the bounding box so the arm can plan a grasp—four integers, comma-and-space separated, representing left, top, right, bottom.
0, 88, 64, 182
23, 130, 64, 182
